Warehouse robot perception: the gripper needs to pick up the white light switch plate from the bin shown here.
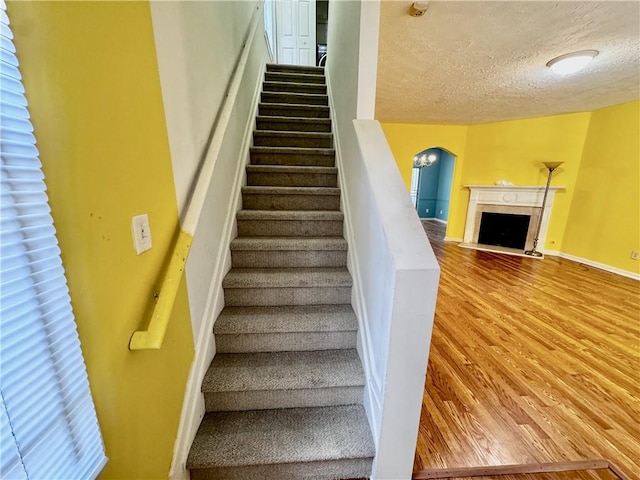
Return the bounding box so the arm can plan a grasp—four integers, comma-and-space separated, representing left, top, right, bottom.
132, 214, 152, 255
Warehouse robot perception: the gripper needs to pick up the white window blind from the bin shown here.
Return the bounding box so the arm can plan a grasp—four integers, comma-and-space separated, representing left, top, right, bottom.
0, 2, 107, 478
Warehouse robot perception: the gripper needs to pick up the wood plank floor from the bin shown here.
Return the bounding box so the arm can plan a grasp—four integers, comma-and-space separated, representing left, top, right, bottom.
415, 220, 639, 479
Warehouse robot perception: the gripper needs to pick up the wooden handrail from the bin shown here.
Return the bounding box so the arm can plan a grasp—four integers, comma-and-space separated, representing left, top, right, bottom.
129, 2, 264, 350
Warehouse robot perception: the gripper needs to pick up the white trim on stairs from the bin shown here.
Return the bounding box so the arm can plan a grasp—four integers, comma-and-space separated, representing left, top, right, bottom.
325, 67, 383, 446
168, 54, 267, 480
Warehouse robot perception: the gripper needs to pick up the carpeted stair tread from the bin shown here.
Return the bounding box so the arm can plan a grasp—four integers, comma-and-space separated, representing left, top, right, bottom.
186, 405, 374, 469
258, 103, 330, 118
242, 186, 340, 195
222, 267, 352, 288
230, 236, 346, 251
267, 63, 325, 74
261, 92, 328, 106
246, 165, 337, 174
254, 130, 332, 140
259, 102, 329, 111
214, 305, 357, 334
264, 71, 326, 84
235, 209, 342, 221
250, 146, 334, 155
202, 349, 364, 393
255, 116, 331, 132
262, 81, 326, 94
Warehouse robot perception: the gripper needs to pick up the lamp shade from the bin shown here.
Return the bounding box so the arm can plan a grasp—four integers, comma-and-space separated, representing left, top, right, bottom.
543, 161, 564, 170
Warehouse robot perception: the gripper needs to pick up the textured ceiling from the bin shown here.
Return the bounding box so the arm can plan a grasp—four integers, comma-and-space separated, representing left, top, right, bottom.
375, 1, 640, 124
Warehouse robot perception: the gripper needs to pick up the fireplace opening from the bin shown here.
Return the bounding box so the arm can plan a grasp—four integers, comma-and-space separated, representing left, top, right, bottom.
477, 212, 531, 250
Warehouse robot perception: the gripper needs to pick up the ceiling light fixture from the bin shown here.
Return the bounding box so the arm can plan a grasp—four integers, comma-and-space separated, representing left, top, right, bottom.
546, 50, 599, 75
413, 153, 438, 167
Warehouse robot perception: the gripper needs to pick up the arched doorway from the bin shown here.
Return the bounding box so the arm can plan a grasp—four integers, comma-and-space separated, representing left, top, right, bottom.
410, 147, 456, 223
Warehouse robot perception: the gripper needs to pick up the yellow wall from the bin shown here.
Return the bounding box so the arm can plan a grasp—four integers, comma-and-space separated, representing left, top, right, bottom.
9, 2, 195, 478
462, 113, 591, 248
381, 123, 469, 238
563, 100, 640, 273
382, 105, 640, 276
382, 113, 591, 247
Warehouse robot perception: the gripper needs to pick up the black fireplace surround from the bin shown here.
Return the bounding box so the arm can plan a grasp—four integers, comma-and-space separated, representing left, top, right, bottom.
477, 212, 531, 250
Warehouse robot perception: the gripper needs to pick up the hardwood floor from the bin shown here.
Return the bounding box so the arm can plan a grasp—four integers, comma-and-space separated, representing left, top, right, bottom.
415, 220, 639, 479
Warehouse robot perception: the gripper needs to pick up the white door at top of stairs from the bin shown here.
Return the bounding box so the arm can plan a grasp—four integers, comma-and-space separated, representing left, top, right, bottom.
275, 0, 316, 66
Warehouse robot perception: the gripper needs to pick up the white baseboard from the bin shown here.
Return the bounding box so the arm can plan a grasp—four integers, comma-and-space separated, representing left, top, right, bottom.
168, 61, 266, 480
428, 217, 447, 224
325, 67, 382, 447
544, 250, 640, 281
444, 236, 462, 243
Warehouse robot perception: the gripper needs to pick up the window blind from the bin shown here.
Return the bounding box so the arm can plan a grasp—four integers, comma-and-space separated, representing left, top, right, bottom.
0, 2, 107, 478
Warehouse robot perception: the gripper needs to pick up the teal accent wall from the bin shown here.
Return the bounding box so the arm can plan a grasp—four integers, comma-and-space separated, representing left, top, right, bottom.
435, 150, 455, 221
415, 148, 455, 220
416, 149, 441, 218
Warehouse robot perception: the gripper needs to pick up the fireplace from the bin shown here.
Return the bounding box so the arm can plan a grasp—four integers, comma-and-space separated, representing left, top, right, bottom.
462, 185, 564, 255
478, 212, 531, 249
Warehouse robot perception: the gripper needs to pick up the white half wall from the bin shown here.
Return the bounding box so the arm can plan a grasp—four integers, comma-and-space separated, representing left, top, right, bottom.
327, 2, 440, 478
150, 2, 269, 477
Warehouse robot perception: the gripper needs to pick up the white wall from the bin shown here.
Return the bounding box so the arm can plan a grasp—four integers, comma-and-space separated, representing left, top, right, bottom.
150, 2, 269, 477
327, 2, 440, 478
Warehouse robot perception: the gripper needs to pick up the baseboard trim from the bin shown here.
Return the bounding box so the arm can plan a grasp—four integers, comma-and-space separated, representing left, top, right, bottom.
413, 458, 625, 480
168, 60, 266, 480
545, 251, 640, 281
443, 236, 462, 243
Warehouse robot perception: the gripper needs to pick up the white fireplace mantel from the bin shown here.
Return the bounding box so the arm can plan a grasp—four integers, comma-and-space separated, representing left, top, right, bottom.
463, 185, 565, 250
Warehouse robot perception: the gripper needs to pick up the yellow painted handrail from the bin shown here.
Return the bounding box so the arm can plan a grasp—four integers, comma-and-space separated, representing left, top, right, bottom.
128, 2, 263, 350
129, 231, 193, 350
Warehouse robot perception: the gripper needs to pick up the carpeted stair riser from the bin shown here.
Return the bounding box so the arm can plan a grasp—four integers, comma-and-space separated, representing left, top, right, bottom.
224, 287, 351, 306
256, 116, 331, 133
236, 219, 344, 237
224, 287, 351, 307
231, 235, 347, 255
261, 92, 328, 106
259, 103, 329, 118
215, 331, 357, 353
250, 147, 335, 167
205, 386, 362, 411
231, 250, 346, 268
263, 81, 326, 95
264, 71, 326, 85
190, 458, 372, 480
186, 405, 374, 480
246, 166, 338, 187
253, 131, 333, 149
266, 63, 325, 75
241, 189, 340, 211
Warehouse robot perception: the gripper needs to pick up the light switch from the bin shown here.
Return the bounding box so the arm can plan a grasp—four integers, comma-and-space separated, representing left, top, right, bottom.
132, 214, 152, 255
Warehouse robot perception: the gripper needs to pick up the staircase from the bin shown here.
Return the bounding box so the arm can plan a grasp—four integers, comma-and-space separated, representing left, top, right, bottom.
186, 64, 375, 480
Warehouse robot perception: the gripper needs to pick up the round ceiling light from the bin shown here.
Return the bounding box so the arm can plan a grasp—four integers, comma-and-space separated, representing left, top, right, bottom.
546, 50, 599, 75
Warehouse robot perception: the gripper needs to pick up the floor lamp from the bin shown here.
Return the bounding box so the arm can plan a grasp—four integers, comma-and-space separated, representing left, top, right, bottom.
524, 161, 564, 257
